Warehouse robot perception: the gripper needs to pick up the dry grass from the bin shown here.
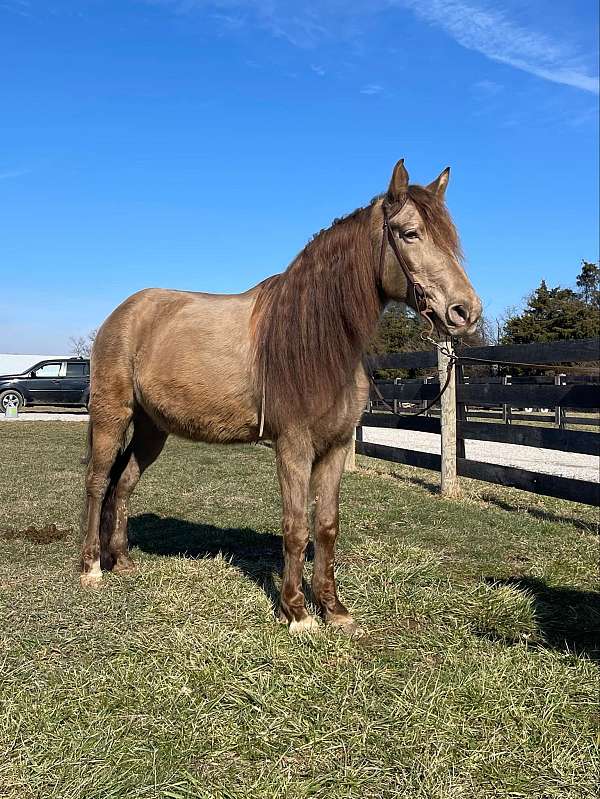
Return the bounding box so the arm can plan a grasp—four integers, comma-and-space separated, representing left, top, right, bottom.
0, 422, 598, 799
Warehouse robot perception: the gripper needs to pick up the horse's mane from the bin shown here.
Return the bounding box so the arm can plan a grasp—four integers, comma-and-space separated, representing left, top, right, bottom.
252, 184, 461, 430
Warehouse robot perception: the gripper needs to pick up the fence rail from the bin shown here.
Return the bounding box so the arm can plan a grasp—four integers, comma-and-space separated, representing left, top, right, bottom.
373, 382, 599, 408
361, 412, 599, 456
355, 337, 599, 506
367, 336, 599, 370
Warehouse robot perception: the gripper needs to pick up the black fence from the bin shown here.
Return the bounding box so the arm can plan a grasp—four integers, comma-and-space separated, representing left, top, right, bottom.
357, 337, 599, 506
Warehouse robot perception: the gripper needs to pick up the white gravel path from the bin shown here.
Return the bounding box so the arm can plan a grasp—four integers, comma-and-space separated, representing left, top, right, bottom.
362, 427, 599, 483
4, 413, 598, 483
5, 412, 89, 422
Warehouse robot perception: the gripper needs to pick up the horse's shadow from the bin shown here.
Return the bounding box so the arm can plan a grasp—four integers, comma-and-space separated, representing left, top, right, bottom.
128, 513, 315, 612
483, 576, 600, 661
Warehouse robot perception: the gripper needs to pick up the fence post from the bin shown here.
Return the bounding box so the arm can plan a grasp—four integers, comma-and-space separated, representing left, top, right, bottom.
422, 376, 433, 415
393, 377, 401, 416
554, 373, 566, 429
438, 338, 460, 498
456, 363, 466, 460
503, 374, 512, 424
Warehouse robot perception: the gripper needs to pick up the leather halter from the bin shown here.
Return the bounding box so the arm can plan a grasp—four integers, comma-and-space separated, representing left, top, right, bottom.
378, 200, 433, 334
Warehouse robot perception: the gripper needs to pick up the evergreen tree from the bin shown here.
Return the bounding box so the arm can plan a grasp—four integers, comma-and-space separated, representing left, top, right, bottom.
371, 303, 426, 356
502, 262, 599, 344
576, 260, 600, 306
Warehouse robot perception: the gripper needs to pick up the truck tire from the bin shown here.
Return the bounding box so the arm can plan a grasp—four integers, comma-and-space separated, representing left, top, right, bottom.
0, 389, 24, 412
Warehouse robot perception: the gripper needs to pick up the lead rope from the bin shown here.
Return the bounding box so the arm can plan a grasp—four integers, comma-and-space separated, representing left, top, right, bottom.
367, 343, 457, 419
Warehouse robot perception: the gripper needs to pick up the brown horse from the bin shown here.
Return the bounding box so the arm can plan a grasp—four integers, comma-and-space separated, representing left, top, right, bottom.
80, 159, 481, 634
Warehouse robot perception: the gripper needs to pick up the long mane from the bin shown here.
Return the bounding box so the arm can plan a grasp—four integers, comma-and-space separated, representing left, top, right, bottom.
251, 184, 461, 431
251, 203, 381, 429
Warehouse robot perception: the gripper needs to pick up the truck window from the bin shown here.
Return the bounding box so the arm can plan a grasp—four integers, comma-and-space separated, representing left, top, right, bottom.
35, 363, 61, 378
66, 362, 87, 377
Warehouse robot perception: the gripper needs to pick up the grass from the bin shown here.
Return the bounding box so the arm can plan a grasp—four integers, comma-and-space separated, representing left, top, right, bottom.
0, 421, 598, 799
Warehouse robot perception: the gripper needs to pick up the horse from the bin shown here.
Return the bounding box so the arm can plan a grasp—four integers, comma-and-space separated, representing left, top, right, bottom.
80, 159, 481, 634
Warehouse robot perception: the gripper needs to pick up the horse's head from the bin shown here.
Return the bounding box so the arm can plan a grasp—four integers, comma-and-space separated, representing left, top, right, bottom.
377, 159, 481, 337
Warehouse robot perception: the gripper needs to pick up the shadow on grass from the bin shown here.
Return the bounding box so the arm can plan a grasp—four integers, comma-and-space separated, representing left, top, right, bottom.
129, 513, 314, 614
377, 468, 596, 534
484, 576, 600, 661
479, 497, 598, 534
361, 467, 440, 495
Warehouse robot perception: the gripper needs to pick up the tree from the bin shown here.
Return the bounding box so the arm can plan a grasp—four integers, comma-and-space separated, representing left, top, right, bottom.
371, 303, 426, 356
576, 260, 600, 306
501, 261, 600, 345
69, 329, 97, 358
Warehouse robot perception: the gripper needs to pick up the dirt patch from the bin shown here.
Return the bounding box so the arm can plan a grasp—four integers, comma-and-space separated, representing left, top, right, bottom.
0, 523, 72, 544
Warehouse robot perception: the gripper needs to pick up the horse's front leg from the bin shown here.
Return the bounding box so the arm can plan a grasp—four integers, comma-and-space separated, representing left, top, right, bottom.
310, 441, 359, 635
275, 434, 317, 634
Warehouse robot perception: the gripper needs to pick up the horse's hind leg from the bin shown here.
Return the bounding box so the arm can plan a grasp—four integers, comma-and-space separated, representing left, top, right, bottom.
81, 410, 132, 587
310, 441, 358, 634
105, 412, 167, 574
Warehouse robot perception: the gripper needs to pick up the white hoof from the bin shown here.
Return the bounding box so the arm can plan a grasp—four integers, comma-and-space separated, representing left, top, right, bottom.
80, 571, 103, 589
288, 616, 320, 635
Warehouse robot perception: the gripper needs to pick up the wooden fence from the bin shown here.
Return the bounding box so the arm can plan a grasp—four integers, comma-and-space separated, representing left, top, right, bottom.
352, 337, 599, 506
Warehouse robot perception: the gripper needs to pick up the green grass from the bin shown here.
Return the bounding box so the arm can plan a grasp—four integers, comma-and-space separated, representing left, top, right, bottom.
0, 422, 598, 799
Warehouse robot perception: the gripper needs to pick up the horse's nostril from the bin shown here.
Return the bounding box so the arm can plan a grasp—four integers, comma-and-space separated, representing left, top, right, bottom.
447, 303, 469, 327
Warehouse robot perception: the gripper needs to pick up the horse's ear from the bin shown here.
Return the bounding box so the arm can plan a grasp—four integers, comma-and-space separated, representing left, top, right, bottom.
387, 159, 409, 200
426, 167, 450, 198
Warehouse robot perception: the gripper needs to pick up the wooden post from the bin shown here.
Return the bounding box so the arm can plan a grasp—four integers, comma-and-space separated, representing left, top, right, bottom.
554, 373, 566, 429
423, 376, 433, 415
438, 338, 460, 498
502, 374, 512, 425
456, 363, 466, 460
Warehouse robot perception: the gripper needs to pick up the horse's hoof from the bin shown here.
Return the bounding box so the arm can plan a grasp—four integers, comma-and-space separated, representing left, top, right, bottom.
288, 615, 320, 635
328, 615, 364, 638
80, 572, 103, 589
112, 557, 137, 576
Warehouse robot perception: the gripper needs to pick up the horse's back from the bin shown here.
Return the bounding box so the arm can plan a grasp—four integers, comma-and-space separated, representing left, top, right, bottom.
92, 287, 261, 443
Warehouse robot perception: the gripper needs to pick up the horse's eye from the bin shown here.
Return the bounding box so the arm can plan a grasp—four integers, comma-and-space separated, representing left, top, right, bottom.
402, 229, 419, 241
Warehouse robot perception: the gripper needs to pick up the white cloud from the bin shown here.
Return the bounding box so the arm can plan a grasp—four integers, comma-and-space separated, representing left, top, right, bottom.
398, 0, 599, 94
360, 83, 384, 95
0, 167, 31, 180
147, 0, 599, 93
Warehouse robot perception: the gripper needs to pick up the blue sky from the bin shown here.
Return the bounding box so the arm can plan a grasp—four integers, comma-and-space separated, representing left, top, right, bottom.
1, 0, 598, 353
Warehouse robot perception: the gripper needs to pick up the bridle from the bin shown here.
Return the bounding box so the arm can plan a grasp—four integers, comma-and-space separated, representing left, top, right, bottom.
372, 199, 456, 418
378, 200, 436, 340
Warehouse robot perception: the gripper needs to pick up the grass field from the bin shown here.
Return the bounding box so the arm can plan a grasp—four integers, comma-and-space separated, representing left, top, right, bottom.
0, 422, 598, 799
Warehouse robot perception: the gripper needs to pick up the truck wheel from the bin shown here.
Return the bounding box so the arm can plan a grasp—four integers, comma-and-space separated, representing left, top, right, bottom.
0, 390, 24, 412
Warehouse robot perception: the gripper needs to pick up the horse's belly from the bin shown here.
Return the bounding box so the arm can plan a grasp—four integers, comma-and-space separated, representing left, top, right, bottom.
135, 374, 260, 444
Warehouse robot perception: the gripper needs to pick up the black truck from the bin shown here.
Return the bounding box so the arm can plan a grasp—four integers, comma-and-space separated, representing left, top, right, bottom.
0, 358, 90, 411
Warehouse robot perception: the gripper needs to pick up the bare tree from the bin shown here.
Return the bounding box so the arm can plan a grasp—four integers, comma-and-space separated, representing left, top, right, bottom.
69, 329, 97, 358
494, 306, 518, 344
